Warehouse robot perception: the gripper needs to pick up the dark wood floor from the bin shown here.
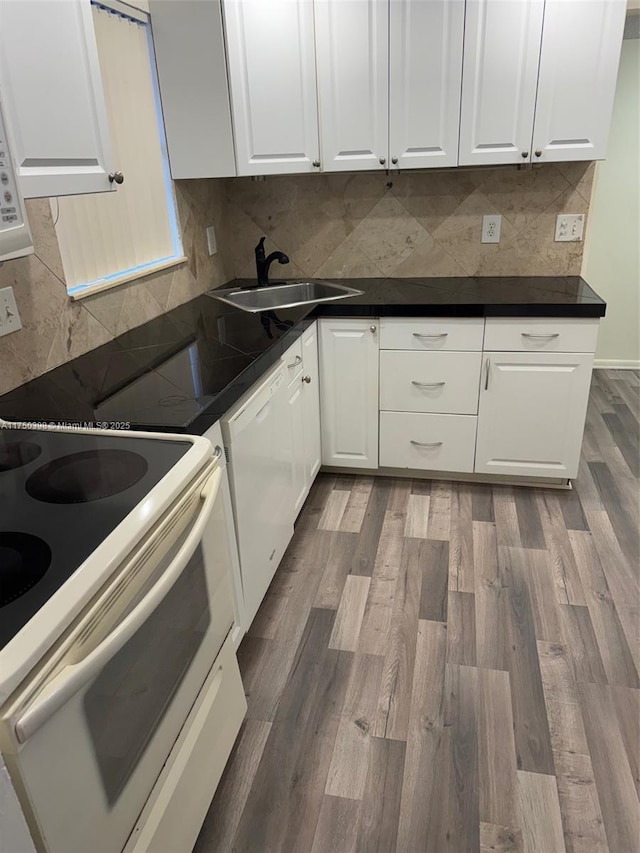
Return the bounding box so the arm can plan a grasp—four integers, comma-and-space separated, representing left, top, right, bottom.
195, 369, 640, 853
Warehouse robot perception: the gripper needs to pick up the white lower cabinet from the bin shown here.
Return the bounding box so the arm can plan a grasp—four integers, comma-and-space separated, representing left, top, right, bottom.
380, 411, 477, 473
319, 318, 380, 469
301, 322, 322, 484
475, 351, 594, 479
287, 379, 307, 517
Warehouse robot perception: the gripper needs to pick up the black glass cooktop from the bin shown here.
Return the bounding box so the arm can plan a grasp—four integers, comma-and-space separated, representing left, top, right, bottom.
0, 428, 192, 650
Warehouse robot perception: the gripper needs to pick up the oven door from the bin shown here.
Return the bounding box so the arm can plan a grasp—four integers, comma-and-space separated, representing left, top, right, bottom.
0, 463, 235, 853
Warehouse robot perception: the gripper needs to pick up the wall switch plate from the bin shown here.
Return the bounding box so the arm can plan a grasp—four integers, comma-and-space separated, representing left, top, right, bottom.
206, 225, 217, 256
0, 286, 21, 338
555, 213, 585, 242
481, 214, 501, 243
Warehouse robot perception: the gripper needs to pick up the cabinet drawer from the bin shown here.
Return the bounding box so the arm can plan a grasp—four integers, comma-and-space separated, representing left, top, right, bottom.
484, 318, 599, 353
380, 318, 484, 351
282, 338, 303, 383
380, 351, 482, 415
380, 411, 477, 473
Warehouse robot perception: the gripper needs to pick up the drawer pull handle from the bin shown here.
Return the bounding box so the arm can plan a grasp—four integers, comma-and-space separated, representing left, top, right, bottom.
412, 332, 448, 339
521, 332, 560, 339
288, 355, 303, 368
411, 381, 446, 388
410, 440, 443, 448
485, 358, 490, 391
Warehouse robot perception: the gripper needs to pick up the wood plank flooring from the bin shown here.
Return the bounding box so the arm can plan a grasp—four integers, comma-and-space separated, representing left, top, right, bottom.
196, 370, 640, 853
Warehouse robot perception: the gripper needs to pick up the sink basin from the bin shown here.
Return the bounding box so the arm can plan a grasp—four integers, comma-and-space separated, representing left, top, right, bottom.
209, 280, 364, 313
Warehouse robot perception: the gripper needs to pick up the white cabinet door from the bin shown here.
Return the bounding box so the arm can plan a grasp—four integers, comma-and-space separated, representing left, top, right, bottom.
301, 322, 322, 484
287, 379, 308, 516
314, 0, 388, 172
0, 0, 114, 197
531, 0, 626, 163
389, 0, 464, 169
319, 318, 379, 469
223, 0, 319, 175
150, 0, 236, 179
475, 352, 594, 479
458, 0, 545, 166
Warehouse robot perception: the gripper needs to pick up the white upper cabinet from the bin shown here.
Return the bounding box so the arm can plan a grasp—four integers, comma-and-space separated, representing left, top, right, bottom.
314, 0, 389, 171
150, 0, 236, 179
389, 0, 465, 169
459, 0, 545, 166
223, 0, 320, 175
531, 0, 627, 162
0, 0, 114, 198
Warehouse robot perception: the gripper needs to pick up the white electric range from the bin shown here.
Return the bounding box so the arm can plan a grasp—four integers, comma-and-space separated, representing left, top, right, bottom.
0, 423, 246, 853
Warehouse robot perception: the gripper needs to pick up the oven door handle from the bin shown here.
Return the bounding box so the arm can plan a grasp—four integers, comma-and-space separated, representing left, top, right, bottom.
15, 466, 223, 745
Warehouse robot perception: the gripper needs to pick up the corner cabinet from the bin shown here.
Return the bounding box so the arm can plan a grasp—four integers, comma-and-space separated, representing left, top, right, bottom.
319, 318, 379, 469
0, 0, 114, 198
223, 0, 320, 175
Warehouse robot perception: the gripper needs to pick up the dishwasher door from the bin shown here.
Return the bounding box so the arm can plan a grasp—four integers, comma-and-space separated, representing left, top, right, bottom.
222, 364, 294, 627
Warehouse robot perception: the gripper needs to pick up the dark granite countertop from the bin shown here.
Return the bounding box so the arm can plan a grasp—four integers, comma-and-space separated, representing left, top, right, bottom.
0, 276, 605, 435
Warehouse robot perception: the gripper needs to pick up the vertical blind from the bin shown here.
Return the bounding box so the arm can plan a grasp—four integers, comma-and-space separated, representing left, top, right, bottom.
54, 4, 182, 297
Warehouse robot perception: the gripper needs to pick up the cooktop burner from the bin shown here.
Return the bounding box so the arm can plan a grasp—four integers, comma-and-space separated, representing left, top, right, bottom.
0, 440, 42, 472
0, 427, 194, 651
26, 449, 149, 504
0, 533, 52, 607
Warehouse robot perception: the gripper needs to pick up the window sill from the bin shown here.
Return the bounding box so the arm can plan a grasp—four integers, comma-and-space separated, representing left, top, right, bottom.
68, 255, 188, 301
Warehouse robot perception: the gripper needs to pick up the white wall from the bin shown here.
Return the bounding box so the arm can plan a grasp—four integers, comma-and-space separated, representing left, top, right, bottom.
582, 34, 640, 368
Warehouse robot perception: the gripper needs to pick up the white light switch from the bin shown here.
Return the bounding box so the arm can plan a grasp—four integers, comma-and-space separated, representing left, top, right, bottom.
555, 214, 584, 242
481, 215, 501, 244
0, 286, 21, 338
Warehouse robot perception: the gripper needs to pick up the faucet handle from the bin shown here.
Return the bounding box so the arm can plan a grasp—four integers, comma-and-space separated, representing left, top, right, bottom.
255, 237, 266, 258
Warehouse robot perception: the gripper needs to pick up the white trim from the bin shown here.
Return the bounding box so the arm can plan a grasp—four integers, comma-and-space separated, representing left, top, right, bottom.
593, 359, 640, 369
69, 255, 187, 301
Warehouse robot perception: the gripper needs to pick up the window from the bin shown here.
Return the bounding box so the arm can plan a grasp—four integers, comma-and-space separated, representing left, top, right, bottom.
53, 2, 184, 299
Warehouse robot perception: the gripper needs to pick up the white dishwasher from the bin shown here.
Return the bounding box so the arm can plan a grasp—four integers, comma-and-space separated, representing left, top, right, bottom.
222, 362, 294, 628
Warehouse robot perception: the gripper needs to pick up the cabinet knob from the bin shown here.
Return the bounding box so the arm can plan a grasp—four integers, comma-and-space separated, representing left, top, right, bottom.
108, 171, 124, 185
312, 160, 321, 168
534, 150, 542, 158
391, 156, 398, 165
370, 325, 377, 333
302, 375, 311, 384
379, 157, 386, 166
521, 150, 529, 158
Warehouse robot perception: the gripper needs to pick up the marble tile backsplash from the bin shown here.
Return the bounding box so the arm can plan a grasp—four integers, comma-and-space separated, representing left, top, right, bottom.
0, 163, 594, 398
0, 179, 230, 396
220, 163, 595, 281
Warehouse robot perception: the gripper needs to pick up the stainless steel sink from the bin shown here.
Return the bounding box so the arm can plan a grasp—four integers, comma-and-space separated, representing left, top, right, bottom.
209, 280, 364, 313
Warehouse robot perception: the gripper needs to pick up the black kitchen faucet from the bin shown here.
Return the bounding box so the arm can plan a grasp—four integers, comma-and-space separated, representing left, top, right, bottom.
255, 237, 289, 285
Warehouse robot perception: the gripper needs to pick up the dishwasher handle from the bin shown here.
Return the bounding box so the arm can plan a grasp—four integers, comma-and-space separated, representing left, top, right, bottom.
15, 467, 223, 744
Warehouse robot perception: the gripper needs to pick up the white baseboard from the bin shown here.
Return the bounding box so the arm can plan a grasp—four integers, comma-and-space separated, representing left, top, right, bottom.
593, 359, 640, 370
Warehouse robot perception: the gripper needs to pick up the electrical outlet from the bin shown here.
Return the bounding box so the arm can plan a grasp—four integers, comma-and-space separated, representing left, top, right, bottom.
206, 225, 217, 256
481, 214, 502, 244
0, 286, 21, 338
555, 214, 584, 242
